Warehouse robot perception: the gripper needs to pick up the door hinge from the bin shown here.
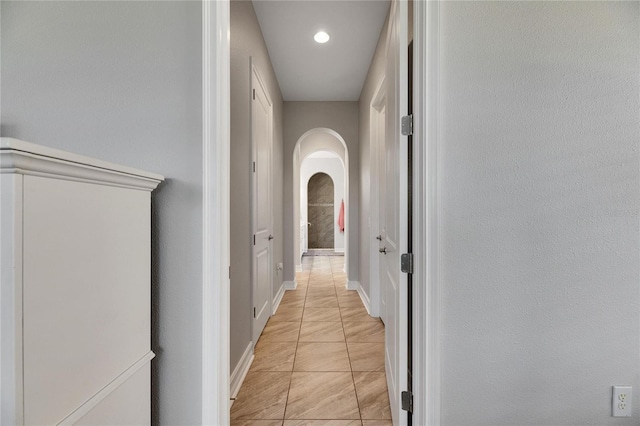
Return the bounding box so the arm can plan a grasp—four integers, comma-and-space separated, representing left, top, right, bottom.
401, 253, 413, 274
253, 89, 256, 100
401, 114, 413, 136
253, 161, 256, 172
253, 307, 256, 318
401, 390, 413, 413
253, 234, 256, 245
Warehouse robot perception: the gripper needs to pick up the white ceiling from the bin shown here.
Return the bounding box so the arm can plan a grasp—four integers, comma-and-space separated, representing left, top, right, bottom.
252, 0, 390, 101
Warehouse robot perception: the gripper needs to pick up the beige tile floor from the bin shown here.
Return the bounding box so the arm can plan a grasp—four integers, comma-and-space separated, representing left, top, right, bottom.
231, 255, 392, 426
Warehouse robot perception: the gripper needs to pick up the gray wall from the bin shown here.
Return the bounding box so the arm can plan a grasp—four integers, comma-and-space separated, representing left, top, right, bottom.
230, 0, 284, 373
1, 1, 203, 424
358, 15, 388, 299
439, 2, 639, 424
284, 102, 359, 282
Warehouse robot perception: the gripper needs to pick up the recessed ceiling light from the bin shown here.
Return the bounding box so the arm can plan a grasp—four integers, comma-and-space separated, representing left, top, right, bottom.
314, 31, 330, 44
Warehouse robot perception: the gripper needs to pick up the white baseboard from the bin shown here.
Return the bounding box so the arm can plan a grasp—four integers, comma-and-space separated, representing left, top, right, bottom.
295, 264, 303, 272
272, 283, 285, 314
334, 248, 345, 253
357, 285, 372, 315
284, 280, 297, 290
347, 280, 359, 291
230, 342, 254, 401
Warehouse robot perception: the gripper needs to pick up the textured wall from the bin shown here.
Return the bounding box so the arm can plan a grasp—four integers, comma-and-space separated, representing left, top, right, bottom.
1, 2, 203, 423
439, 2, 639, 424
230, 0, 284, 374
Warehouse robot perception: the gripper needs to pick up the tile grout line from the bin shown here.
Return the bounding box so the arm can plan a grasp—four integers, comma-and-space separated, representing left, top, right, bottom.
279, 256, 364, 424
332, 257, 364, 423
281, 259, 311, 421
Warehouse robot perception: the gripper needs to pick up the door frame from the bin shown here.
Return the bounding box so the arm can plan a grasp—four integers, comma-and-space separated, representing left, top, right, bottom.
202, 1, 230, 424
250, 60, 274, 344
411, 1, 441, 424
369, 76, 385, 319
200, 1, 441, 425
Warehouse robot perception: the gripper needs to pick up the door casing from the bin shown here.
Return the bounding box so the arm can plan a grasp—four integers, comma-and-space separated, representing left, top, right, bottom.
382, 0, 409, 423
370, 76, 385, 319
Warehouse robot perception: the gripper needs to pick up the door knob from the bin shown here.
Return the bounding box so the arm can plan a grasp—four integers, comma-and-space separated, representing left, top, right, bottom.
376, 235, 383, 241
379, 247, 387, 254
268, 234, 274, 240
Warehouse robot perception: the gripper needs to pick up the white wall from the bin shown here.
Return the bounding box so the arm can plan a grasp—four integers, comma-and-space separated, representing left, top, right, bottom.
438, 2, 639, 424
301, 156, 346, 253
1, 2, 203, 423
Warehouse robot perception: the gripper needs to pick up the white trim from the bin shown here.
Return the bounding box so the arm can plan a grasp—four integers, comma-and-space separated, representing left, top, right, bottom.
0, 174, 24, 426
346, 280, 359, 291
295, 264, 303, 272
272, 283, 285, 314
368, 75, 386, 319
413, 1, 440, 425
0, 138, 163, 191
283, 280, 297, 291
59, 352, 155, 425
357, 285, 372, 315
334, 248, 345, 254
229, 342, 254, 401
202, 1, 230, 425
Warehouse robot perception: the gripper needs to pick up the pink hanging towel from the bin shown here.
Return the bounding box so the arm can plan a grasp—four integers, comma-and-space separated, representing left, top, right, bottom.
338, 199, 345, 233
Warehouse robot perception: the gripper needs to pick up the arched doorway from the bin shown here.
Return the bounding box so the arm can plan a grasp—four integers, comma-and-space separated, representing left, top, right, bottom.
292, 127, 351, 285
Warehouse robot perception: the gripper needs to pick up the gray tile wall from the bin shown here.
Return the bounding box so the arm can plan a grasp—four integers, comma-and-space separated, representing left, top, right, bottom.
308, 173, 334, 248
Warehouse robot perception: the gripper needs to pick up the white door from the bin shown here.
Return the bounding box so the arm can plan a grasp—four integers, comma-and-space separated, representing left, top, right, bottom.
252, 63, 273, 344
381, 0, 409, 424
377, 103, 387, 324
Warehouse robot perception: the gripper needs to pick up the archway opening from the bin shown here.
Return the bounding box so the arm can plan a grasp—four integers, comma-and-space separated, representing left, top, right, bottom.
292, 128, 350, 284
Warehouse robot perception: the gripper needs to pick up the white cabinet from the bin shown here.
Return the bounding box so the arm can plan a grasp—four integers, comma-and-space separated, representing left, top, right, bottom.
0, 138, 163, 425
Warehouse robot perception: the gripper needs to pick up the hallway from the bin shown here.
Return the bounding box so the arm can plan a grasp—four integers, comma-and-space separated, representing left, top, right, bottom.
231, 256, 391, 425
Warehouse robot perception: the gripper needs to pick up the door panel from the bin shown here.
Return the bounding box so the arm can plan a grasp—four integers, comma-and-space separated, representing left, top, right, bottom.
252, 63, 273, 344
382, 1, 409, 424
378, 105, 387, 324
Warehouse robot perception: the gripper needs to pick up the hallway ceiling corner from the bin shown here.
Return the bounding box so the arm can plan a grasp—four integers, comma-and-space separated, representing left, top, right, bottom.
252, 0, 390, 102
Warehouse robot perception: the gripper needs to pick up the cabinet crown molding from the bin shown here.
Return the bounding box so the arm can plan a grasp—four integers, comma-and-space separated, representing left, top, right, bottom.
1, 138, 164, 190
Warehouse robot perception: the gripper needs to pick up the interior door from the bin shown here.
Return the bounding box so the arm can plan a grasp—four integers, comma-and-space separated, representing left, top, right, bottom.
252, 63, 273, 344
378, 104, 387, 324
381, 0, 409, 424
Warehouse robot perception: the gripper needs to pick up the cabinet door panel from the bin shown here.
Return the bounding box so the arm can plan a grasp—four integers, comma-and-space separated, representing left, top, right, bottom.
22, 176, 150, 425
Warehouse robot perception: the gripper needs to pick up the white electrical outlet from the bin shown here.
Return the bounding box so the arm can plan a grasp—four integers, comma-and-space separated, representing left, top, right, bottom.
612, 386, 632, 417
